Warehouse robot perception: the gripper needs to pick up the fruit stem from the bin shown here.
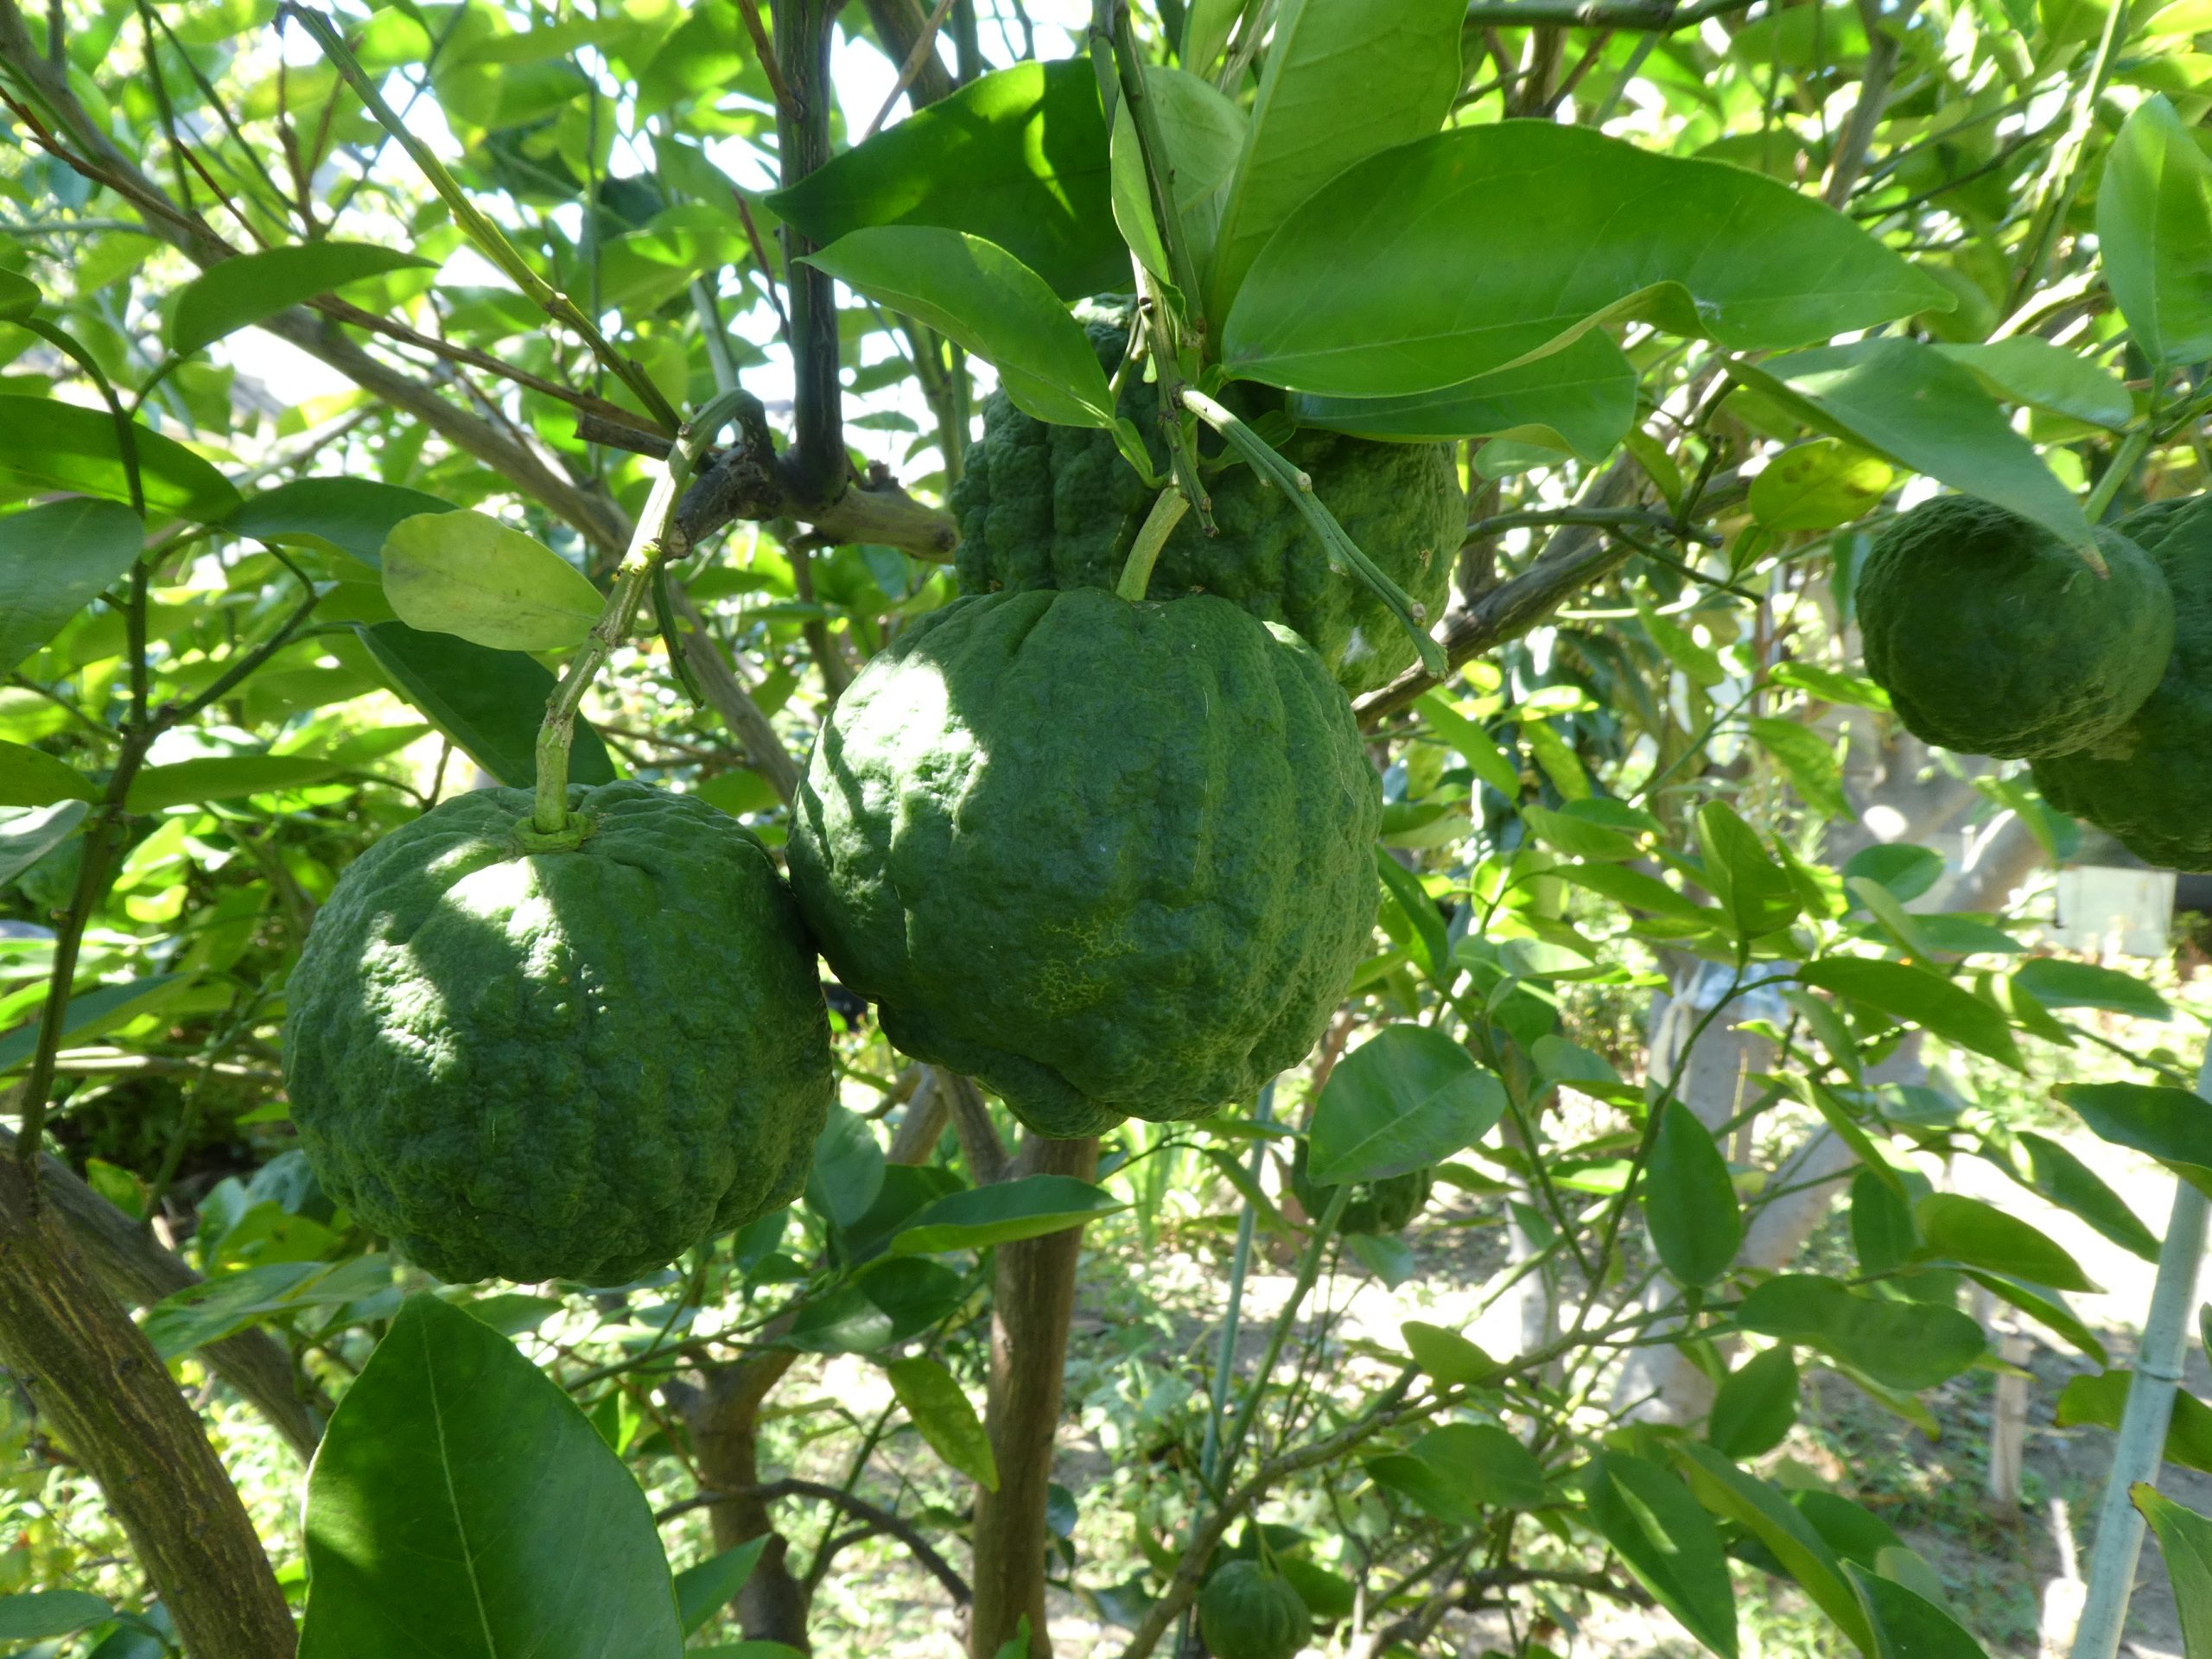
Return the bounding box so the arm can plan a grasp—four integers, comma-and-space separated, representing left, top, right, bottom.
1178, 387, 1448, 677
2083, 427, 2152, 533
1116, 486, 1193, 601
531, 389, 758, 836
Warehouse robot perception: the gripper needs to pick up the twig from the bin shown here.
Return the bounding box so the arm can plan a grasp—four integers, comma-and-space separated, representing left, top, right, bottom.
657, 1480, 972, 1605
863, 0, 957, 138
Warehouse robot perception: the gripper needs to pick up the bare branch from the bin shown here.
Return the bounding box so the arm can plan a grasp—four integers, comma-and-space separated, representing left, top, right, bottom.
658, 1479, 973, 1606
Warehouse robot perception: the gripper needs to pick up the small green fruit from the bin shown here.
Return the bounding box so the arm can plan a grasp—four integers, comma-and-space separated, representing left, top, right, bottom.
1198, 1560, 1313, 1659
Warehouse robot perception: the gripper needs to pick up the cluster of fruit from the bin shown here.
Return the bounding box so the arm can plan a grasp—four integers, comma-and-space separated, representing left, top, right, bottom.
1857, 494, 2212, 871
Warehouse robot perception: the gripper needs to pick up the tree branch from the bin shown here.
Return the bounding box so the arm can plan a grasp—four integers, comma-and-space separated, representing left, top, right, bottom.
661, 1479, 974, 1607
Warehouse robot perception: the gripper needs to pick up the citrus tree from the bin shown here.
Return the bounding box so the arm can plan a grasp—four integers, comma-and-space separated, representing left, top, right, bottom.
3, 0, 2212, 1656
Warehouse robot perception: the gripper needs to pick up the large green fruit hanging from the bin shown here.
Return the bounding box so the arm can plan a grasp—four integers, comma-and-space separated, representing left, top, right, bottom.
1854, 495, 2172, 760
950, 315, 1464, 696
1198, 1560, 1313, 1659
788, 588, 1381, 1139
283, 781, 835, 1285
1288, 1138, 1433, 1236
2032, 496, 2212, 871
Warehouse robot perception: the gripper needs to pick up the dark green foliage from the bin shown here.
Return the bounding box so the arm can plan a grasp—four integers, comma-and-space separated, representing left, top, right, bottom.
788, 588, 1381, 1139
2033, 496, 2212, 870
1287, 1137, 1433, 1235
283, 781, 835, 1285
1198, 1560, 1313, 1659
1856, 495, 2172, 758
950, 316, 1464, 696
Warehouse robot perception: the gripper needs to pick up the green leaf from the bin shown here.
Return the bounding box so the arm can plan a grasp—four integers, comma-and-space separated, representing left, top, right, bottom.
1204, 0, 1465, 321
0, 974, 187, 1075
1725, 340, 2091, 550
125, 753, 348, 813
1675, 1443, 1872, 1656
2097, 95, 2212, 367
675, 1539, 768, 1638
1961, 1270, 2107, 1363
1308, 1023, 1506, 1185
0, 800, 87, 887
1735, 1274, 1986, 1392
1645, 1100, 1743, 1286
1698, 801, 1802, 941
1415, 692, 1521, 798
806, 228, 1117, 429
1520, 803, 1641, 862
1912, 1193, 2094, 1291
766, 61, 1122, 302
227, 477, 457, 568
0, 499, 143, 671
1556, 861, 1707, 924
1798, 957, 2024, 1071
1370, 1423, 1546, 1522
0, 740, 98, 808
0, 1590, 114, 1640
1112, 66, 1245, 285
890, 1174, 1124, 1255
1376, 851, 1450, 982
2016, 1130, 2161, 1263
0, 395, 240, 524
141, 1255, 392, 1358
886, 1354, 999, 1491
380, 511, 603, 652
0, 270, 40, 322
1851, 1169, 1917, 1275
2057, 1371, 2212, 1474
2060, 1081, 2212, 1192
1222, 122, 1946, 398
1637, 599, 1727, 687
2012, 958, 2170, 1022
356, 620, 616, 790
1933, 340, 2133, 430
169, 243, 435, 357
1399, 1319, 1498, 1386
298, 1294, 683, 1658
1850, 1563, 1993, 1659
1747, 441, 1895, 531
1287, 316, 1638, 460
1580, 1452, 1738, 1659
1748, 718, 1849, 821
1708, 1346, 1800, 1459
2139, 1486, 2212, 1659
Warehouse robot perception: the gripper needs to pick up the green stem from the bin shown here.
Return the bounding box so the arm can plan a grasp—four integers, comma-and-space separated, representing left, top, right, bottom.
2085, 427, 2152, 524
1210, 1179, 1351, 1490
531, 388, 755, 836
1116, 487, 1193, 601
2070, 1040, 2212, 1659
1178, 387, 1447, 677
1199, 1081, 1274, 1484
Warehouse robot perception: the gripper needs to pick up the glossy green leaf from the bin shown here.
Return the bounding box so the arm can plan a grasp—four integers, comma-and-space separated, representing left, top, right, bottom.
890, 1174, 1124, 1255
1913, 1192, 2094, 1290
1748, 441, 1894, 531
1581, 1452, 1738, 1659
1308, 1023, 1505, 1185
355, 620, 616, 790
1850, 1562, 1993, 1659
1376, 851, 1450, 982
1287, 319, 1638, 459
141, 1255, 391, 1358
675, 1539, 768, 1638
1204, 0, 1464, 321
1414, 1422, 1547, 1509
2012, 958, 2170, 1021
0, 395, 239, 524
1735, 1274, 1986, 1391
806, 228, 1117, 429
0, 270, 39, 322
1726, 341, 2090, 549
1851, 1169, 1917, 1275
1112, 66, 1245, 284
170, 243, 435, 357
299, 1294, 683, 1658
125, 753, 348, 813
1749, 718, 1849, 821
2057, 1371, 2212, 1474
2098, 95, 2212, 367
1415, 693, 1521, 798
1400, 1319, 1498, 1386
0, 1591, 114, 1640
226, 477, 456, 568
1637, 599, 1727, 687
1933, 340, 2133, 430
1799, 957, 2024, 1070
1675, 1443, 1872, 1655
0, 499, 143, 671
1698, 801, 1801, 941
1707, 1345, 1800, 1459
0, 740, 98, 808
1644, 1100, 1743, 1286
0, 973, 186, 1076
886, 1355, 999, 1491
2060, 1081, 2212, 1192
2139, 1486, 2212, 1659
2016, 1130, 2161, 1262
0, 800, 87, 887
381, 511, 603, 652
766, 61, 1122, 302
1222, 123, 1946, 397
